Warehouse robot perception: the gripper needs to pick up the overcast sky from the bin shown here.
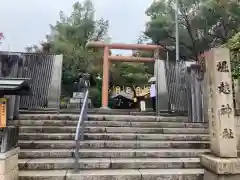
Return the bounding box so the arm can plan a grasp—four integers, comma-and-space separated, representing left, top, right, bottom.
0, 0, 154, 54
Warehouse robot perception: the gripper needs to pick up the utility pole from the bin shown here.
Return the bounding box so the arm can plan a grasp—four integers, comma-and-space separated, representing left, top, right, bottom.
174, 0, 180, 113
175, 0, 179, 62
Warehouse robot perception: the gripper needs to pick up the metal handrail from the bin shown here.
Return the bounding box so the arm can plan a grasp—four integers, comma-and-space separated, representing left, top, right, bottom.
74, 88, 89, 171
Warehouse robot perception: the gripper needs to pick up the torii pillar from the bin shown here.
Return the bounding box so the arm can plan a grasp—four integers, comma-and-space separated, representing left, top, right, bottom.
86, 41, 162, 109
102, 45, 110, 109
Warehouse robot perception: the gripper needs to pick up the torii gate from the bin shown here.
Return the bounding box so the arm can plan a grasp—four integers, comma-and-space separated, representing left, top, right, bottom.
86, 41, 163, 108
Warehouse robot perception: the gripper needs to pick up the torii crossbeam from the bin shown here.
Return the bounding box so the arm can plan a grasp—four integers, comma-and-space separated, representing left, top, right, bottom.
86, 41, 163, 108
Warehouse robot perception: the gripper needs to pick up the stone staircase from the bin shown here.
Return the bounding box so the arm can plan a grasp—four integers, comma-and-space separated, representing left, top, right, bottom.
13, 114, 209, 180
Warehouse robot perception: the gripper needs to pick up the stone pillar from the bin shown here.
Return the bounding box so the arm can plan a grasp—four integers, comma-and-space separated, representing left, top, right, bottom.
201, 48, 240, 180
155, 59, 169, 113
188, 64, 203, 123
47, 54, 63, 111
0, 148, 19, 180
155, 49, 169, 114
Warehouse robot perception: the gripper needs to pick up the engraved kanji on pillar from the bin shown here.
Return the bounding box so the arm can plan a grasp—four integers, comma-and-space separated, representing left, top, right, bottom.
205, 48, 237, 158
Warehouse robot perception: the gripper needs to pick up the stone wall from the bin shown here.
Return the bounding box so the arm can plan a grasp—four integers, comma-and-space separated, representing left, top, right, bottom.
0, 148, 19, 180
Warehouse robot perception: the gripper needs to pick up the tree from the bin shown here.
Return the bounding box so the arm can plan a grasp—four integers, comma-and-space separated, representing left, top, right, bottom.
47, 0, 109, 97
26, 0, 154, 105
25, 46, 33, 52
0, 32, 4, 45
111, 62, 152, 87
143, 0, 240, 61
224, 32, 240, 79
46, 0, 153, 97
25, 44, 43, 53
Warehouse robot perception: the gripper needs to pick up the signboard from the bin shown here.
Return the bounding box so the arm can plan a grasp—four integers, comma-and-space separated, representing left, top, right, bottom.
111, 86, 150, 98
0, 98, 7, 128
73, 92, 84, 99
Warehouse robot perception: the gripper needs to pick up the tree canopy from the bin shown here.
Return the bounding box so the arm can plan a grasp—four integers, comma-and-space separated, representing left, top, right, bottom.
49, 0, 109, 90
224, 32, 240, 79
29, 0, 153, 99
24, 0, 240, 101
0, 32, 4, 45
111, 62, 152, 87
143, 0, 240, 61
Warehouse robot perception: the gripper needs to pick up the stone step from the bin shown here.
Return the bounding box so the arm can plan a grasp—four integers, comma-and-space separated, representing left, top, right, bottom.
19, 157, 201, 170
19, 126, 208, 134
19, 140, 210, 149
19, 109, 187, 116
13, 120, 207, 128
18, 114, 189, 122
19, 133, 209, 141
19, 149, 210, 158
19, 169, 204, 180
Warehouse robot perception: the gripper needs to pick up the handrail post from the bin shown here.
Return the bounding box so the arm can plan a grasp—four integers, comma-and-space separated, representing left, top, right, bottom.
74, 82, 89, 172
74, 139, 80, 172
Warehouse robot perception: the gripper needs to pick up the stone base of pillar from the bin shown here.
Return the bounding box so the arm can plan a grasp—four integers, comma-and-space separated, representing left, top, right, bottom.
0, 147, 19, 180
204, 170, 240, 180
201, 154, 240, 180
100, 106, 111, 110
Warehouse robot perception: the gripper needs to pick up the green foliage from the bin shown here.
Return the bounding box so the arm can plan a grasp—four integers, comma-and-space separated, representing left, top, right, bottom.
47, 0, 153, 98
224, 32, 240, 79
25, 0, 155, 105
89, 86, 101, 107
111, 62, 152, 87
225, 32, 240, 51
48, 0, 109, 97
144, 0, 240, 61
